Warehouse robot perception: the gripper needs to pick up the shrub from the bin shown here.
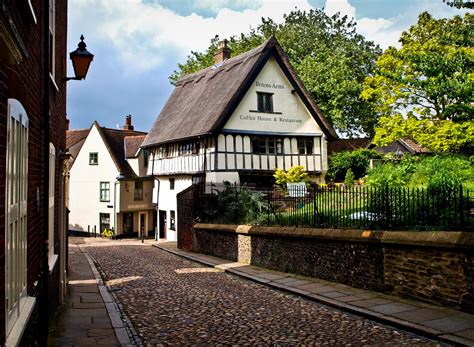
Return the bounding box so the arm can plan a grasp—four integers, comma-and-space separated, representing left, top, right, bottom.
274, 165, 309, 190
204, 182, 268, 225
364, 163, 407, 187
327, 149, 381, 181
344, 168, 355, 188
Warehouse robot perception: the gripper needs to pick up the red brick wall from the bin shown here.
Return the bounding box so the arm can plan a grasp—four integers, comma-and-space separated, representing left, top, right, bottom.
0, 0, 68, 343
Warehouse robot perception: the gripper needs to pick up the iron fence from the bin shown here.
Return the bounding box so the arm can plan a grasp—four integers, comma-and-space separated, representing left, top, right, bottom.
196, 183, 473, 231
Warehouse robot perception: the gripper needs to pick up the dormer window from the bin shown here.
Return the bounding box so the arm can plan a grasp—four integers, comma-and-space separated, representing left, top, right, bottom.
257, 92, 273, 113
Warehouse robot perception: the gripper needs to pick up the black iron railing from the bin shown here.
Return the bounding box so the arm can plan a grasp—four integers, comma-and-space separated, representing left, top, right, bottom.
196, 183, 473, 231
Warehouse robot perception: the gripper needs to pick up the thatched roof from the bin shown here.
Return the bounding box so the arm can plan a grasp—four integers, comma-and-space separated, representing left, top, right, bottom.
142, 36, 338, 148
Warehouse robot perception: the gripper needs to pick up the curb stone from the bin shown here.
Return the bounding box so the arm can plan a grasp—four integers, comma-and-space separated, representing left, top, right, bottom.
80, 245, 142, 346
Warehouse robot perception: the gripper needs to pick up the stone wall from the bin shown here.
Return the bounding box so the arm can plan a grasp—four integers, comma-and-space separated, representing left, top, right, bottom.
190, 224, 474, 313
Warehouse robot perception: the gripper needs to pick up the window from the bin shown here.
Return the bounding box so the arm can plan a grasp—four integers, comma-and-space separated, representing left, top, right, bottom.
143, 148, 149, 167
297, 138, 314, 154
5, 99, 29, 336
49, 0, 55, 78
48, 143, 56, 261
178, 141, 200, 156
251, 137, 283, 154
170, 210, 176, 230
100, 182, 110, 201
99, 213, 110, 233
257, 92, 273, 113
170, 178, 175, 190
89, 152, 98, 165
134, 181, 143, 201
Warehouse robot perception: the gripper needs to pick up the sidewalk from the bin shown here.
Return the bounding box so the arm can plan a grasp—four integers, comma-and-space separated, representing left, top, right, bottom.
156, 242, 474, 346
48, 239, 131, 346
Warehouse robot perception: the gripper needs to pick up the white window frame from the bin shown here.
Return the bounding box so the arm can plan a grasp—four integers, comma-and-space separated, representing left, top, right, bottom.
48, 0, 56, 82
100, 182, 110, 202
48, 142, 58, 271
5, 99, 36, 344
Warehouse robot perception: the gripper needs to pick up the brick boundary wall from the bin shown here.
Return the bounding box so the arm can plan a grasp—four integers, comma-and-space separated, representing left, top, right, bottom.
190, 224, 474, 313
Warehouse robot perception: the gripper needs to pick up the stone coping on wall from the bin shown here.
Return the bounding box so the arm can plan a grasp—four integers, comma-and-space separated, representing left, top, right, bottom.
193, 224, 474, 249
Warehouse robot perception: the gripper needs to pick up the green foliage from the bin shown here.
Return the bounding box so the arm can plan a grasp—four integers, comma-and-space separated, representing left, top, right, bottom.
170, 9, 382, 136
364, 163, 408, 187
327, 149, 381, 181
344, 168, 355, 187
362, 12, 474, 153
274, 165, 309, 189
444, 0, 474, 9
374, 115, 474, 153
212, 182, 268, 224
365, 154, 474, 189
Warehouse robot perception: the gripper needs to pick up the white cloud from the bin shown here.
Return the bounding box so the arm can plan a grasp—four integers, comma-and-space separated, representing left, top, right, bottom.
324, 0, 355, 19
70, 0, 313, 73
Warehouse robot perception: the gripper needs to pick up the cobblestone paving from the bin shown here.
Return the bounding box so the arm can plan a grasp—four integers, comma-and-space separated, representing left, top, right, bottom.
85, 240, 440, 346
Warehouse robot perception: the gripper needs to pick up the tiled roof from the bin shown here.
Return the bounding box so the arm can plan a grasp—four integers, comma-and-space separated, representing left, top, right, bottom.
66, 129, 89, 166
399, 138, 430, 154
124, 135, 146, 158
142, 36, 337, 147
328, 138, 372, 154
66, 123, 147, 178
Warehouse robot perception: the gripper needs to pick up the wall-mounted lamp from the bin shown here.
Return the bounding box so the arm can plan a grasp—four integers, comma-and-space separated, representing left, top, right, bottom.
64, 35, 94, 81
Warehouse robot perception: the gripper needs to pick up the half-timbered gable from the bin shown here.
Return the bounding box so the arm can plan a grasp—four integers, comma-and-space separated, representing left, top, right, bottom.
142, 36, 337, 241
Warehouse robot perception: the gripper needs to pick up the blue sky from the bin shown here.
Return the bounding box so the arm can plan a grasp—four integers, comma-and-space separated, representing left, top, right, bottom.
67, 0, 465, 132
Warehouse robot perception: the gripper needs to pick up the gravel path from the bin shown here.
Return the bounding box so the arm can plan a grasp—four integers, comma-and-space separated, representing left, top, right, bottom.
84, 240, 440, 346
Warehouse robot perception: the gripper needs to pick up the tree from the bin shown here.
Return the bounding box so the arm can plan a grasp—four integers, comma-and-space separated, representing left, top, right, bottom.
170, 10, 382, 136
361, 12, 473, 153
443, 0, 474, 9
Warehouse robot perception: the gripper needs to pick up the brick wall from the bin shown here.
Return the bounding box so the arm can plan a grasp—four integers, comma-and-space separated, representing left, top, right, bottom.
191, 224, 474, 313
0, 0, 68, 343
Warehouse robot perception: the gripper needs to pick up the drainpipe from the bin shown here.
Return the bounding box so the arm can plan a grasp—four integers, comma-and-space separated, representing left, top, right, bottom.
41, 0, 51, 344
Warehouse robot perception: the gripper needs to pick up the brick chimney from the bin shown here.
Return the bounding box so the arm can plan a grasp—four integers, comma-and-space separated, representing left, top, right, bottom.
214, 39, 231, 64
123, 115, 134, 131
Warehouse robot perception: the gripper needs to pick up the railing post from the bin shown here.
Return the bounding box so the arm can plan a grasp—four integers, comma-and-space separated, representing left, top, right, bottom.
459, 185, 464, 228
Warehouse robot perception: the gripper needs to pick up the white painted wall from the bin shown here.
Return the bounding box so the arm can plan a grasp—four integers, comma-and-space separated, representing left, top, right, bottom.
224, 57, 324, 136
157, 175, 193, 241
69, 124, 119, 234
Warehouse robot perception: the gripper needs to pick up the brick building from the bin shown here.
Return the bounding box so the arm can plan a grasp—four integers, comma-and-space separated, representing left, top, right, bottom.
0, 0, 68, 345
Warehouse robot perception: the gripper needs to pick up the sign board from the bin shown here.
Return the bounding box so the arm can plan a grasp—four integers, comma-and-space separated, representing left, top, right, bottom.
287, 182, 307, 197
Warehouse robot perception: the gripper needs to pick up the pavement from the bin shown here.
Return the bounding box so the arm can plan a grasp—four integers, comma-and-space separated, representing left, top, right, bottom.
48, 238, 132, 346
156, 241, 474, 347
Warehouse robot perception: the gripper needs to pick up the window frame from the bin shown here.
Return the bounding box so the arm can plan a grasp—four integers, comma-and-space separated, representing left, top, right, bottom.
251, 137, 283, 155
170, 210, 176, 230
89, 152, 98, 165
297, 138, 314, 155
99, 181, 110, 202
134, 181, 144, 201
170, 178, 175, 190
48, 0, 56, 80
257, 92, 274, 113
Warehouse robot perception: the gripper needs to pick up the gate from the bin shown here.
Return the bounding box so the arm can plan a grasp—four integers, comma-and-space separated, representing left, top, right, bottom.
177, 185, 198, 250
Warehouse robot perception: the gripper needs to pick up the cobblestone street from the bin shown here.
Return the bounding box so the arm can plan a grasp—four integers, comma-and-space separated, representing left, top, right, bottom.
80, 238, 440, 345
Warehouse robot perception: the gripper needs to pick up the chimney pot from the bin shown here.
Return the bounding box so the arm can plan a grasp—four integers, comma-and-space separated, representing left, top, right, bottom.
214, 39, 231, 65
123, 114, 134, 131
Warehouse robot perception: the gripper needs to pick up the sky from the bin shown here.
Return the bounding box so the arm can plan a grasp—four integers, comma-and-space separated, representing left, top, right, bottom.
67, 0, 466, 132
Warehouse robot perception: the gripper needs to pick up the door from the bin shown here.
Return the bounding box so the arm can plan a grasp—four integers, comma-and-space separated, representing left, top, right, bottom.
123, 212, 133, 233
158, 210, 166, 239
139, 213, 146, 237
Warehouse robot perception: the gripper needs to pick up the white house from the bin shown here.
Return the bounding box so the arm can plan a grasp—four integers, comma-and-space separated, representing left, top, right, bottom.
67, 116, 157, 237
141, 37, 338, 241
